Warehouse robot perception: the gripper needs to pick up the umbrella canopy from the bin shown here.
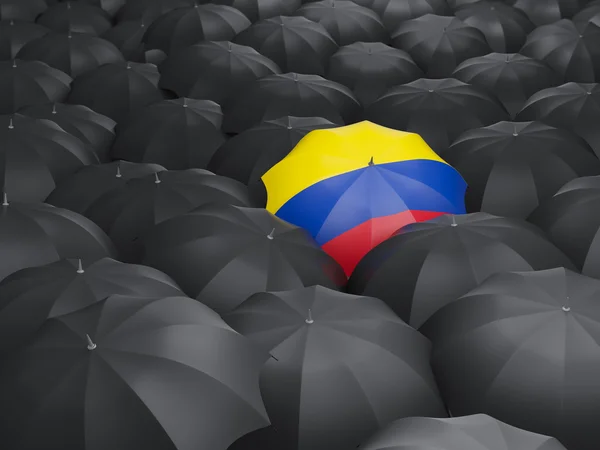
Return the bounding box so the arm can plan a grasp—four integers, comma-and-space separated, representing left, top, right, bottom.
36, 2, 112, 36
516, 82, 600, 158
223, 285, 447, 450
452, 53, 560, 118
0, 293, 270, 450
391, 14, 491, 78
67, 62, 164, 124
573, 0, 600, 27
85, 169, 254, 262
520, 19, 600, 83
224, 72, 360, 134
262, 121, 467, 276
528, 185, 600, 278
347, 212, 577, 328
365, 77, 510, 154
76, 0, 125, 17
555, 174, 600, 194
513, 0, 587, 25
158, 41, 280, 107
366, 0, 452, 33
116, 0, 194, 23
46, 160, 166, 215
0, 257, 183, 354
358, 414, 567, 450
211, 0, 301, 23
233, 16, 337, 76
454, 1, 534, 52
294, 0, 388, 46
16, 31, 124, 77
420, 267, 600, 450
142, 203, 347, 314
0, 198, 116, 282
0, 0, 46, 22
0, 59, 71, 113
101, 18, 150, 62
327, 42, 423, 107
0, 20, 48, 59
445, 121, 600, 218
111, 98, 226, 170
0, 113, 98, 202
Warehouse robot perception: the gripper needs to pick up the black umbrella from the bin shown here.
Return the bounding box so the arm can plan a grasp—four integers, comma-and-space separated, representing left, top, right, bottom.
420, 267, 600, 450
520, 19, 600, 83
516, 82, 600, 158
0, 0, 46, 22
365, 78, 510, 154
528, 185, 600, 278
46, 160, 166, 215
0, 59, 71, 113
391, 14, 491, 78
454, 1, 534, 53
573, 0, 600, 27
101, 19, 149, 62
358, 414, 567, 450
224, 72, 360, 134
158, 41, 280, 107
142, 203, 347, 314
452, 53, 560, 118
0, 19, 48, 59
211, 0, 301, 23
365, 0, 452, 33
20, 103, 117, 161
143, 4, 251, 55
555, 174, 600, 194
233, 16, 337, 76
447, 0, 487, 10
327, 42, 423, 106
445, 121, 600, 218
0, 257, 183, 354
224, 285, 447, 450
347, 212, 577, 328
0, 113, 99, 202
111, 98, 227, 170
67, 61, 164, 124
513, 0, 587, 25
36, 2, 112, 36
17, 31, 124, 77
85, 169, 254, 262
0, 197, 116, 282
116, 0, 194, 23
0, 293, 269, 450
76, 0, 126, 17
294, 0, 388, 46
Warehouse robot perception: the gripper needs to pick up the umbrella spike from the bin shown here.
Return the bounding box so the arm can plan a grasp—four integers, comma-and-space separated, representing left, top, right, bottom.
52, 103, 57, 114
305, 309, 314, 324
368, 156, 374, 166
77, 259, 84, 274
563, 296, 571, 312
68, 30, 72, 39
9, 19, 13, 26
154, 172, 161, 184
86, 334, 97, 350
267, 228, 275, 240
183, 97, 188, 107
451, 215, 457, 227
2, 192, 8, 206
8, 117, 13, 129
126, 61, 131, 69
116, 161, 122, 178
227, 42, 232, 52
11, 59, 15, 68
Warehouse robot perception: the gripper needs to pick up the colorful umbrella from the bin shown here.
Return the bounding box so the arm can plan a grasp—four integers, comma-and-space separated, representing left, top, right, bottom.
261, 120, 467, 276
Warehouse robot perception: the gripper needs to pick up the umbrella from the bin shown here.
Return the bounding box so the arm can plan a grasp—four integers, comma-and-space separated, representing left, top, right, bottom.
158, 41, 281, 107
513, 0, 587, 25
327, 42, 424, 106
573, 0, 600, 27
520, 19, 600, 83
0, 59, 71, 113
0, 197, 116, 282
447, 0, 487, 9
143, 4, 250, 55
262, 121, 467, 276
445, 121, 600, 218
224, 72, 361, 134
420, 267, 600, 450
76, 0, 126, 17
454, 1, 534, 53
84, 169, 254, 262
211, 0, 301, 23
358, 414, 567, 450
0, 113, 98, 202
101, 18, 150, 62
142, 203, 347, 314
67, 62, 164, 124
0, 0, 46, 22
294, 0, 388, 46
223, 285, 447, 450
20, 103, 116, 162
555, 174, 600, 194
391, 14, 491, 78
0, 20, 48, 59
516, 82, 600, 158
365, 78, 510, 154
0, 257, 183, 354
528, 185, 600, 278
366, 0, 452, 34
347, 212, 577, 328
0, 293, 270, 450
46, 160, 166, 215
16, 31, 124, 77
452, 53, 560, 118
111, 98, 227, 170
233, 16, 337, 76
116, 0, 194, 23
36, 2, 112, 36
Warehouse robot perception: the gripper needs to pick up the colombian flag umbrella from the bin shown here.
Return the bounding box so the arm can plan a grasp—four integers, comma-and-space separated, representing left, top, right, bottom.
262, 121, 467, 276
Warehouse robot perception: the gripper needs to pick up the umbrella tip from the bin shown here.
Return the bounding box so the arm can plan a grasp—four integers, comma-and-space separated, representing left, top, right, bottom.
305, 309, 314, 324
76, 259, 84, 273
116, 162, 122, 177
368, 156, 374, 166
2, 192, 8, 206
9, 19, 13, 25
562, 306, 571, 312
267, 228, 275, 239
450, 215, 457, 227
183, 98, 188, 107
68, 31, 72, 39
126, 62, 131, 69
228, 42, 232, 52
154, 172, 161, 184
52, 103, 57, 114
293, 73, 298, 81
86, 334, 97, 350
8, 117, 13, 129
11, 59, 15, 68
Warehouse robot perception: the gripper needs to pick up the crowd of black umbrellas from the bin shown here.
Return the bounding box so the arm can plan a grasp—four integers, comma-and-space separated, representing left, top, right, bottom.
2, 0, 600, 449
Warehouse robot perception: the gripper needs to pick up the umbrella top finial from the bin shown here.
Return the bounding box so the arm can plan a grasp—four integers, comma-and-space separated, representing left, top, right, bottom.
77, 259, 84, 273
9, 19, 13, 26
126, 62, 131, 69
267, 228, 275, 239
154, 172, 161, 184
293, 73, 298, 81
183, 98, 188, 107
67, 1, 71, 9
86, 334, 97, 350
115, 161, 122, 178
2, 192, 8, 206
52, 103, 57, 114
451, 215, 457, 227
588, 91, 592, 95
228, 42, 232, 52
428, 89, 434, 93
8, 118, 13, 129
368, 156, 374, 166
305, 309, 314, 324
68, 31, 72, 39
562, 306, 571, 312
11, 59, 16, 68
